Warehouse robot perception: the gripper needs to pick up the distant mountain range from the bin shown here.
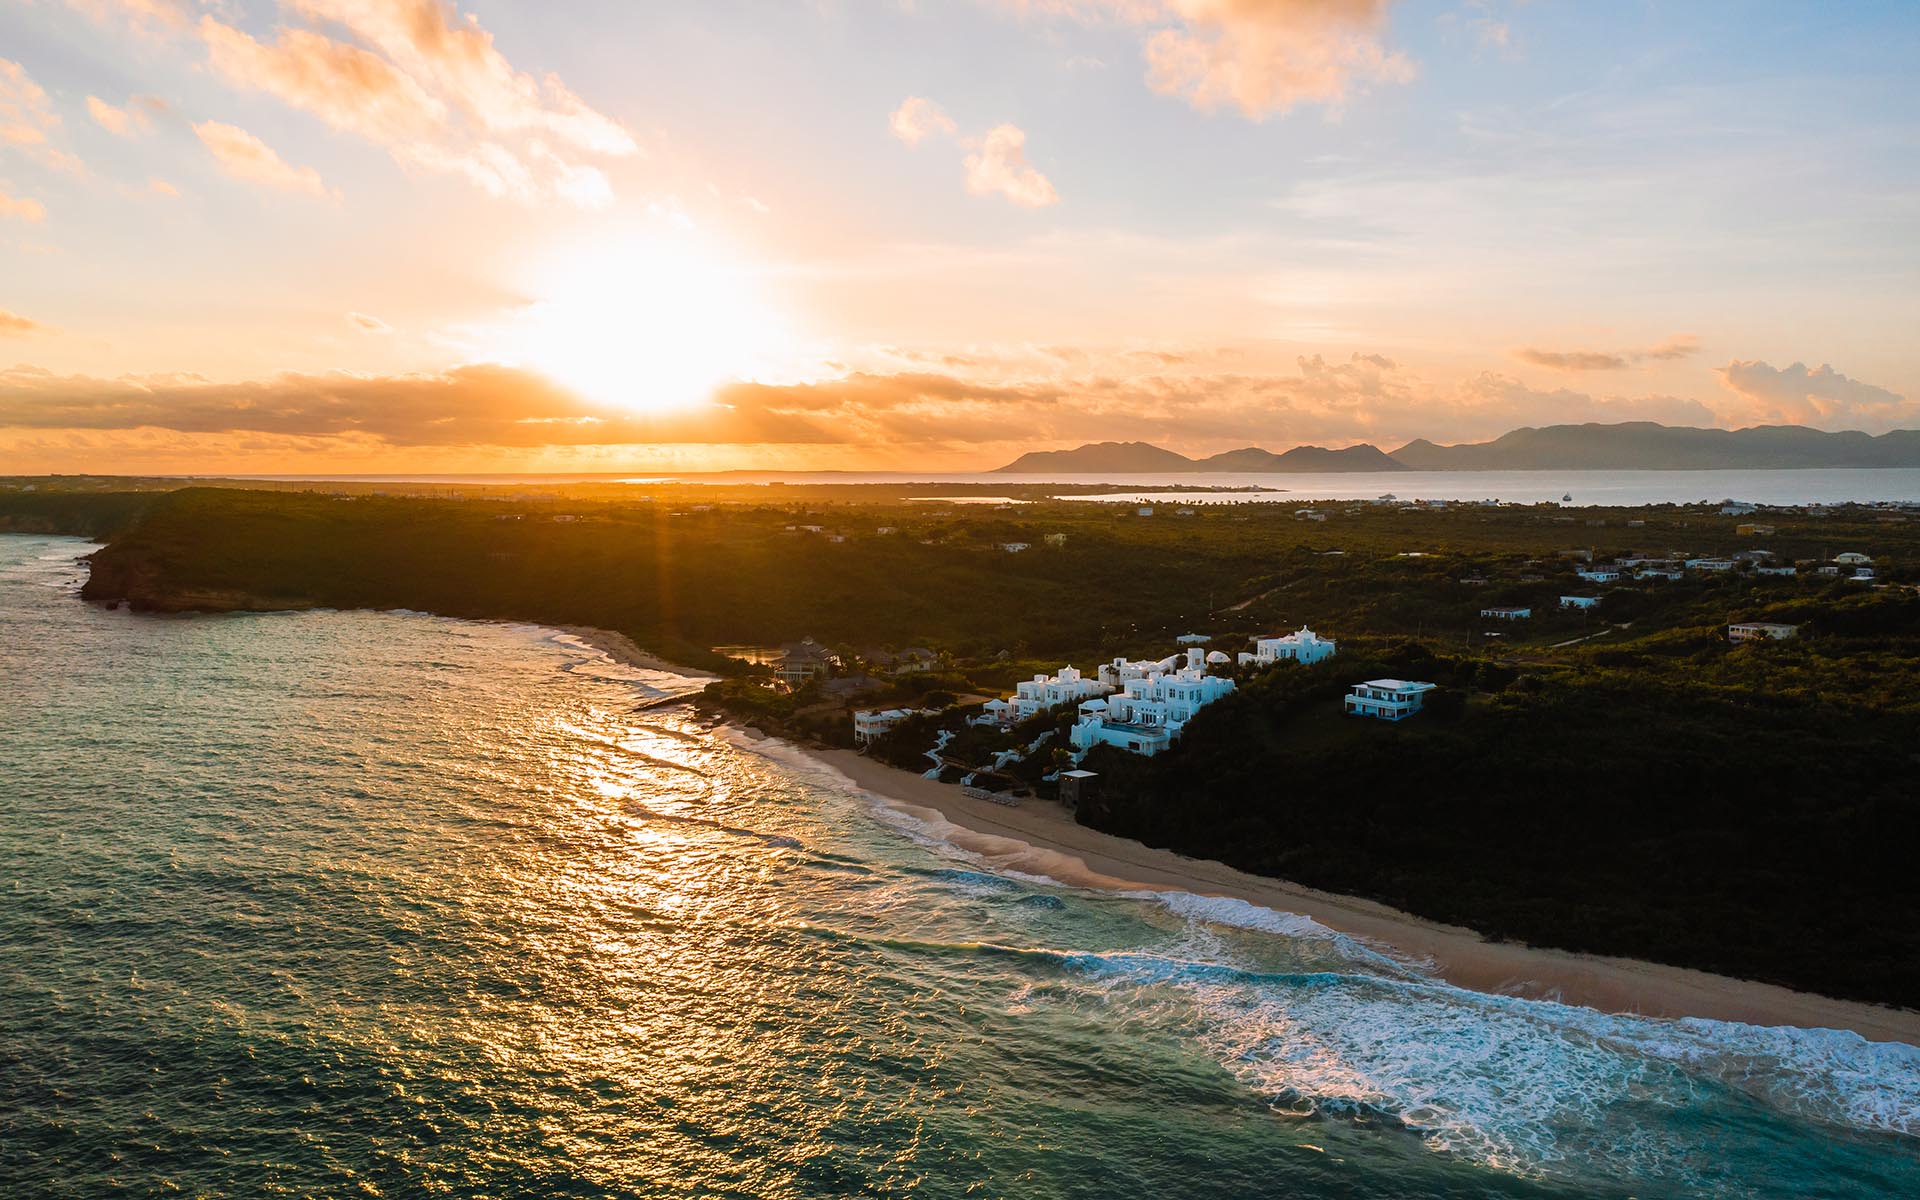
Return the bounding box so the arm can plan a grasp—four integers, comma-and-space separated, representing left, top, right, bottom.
995, 441, 1407, 474
994, 423, 1920, 473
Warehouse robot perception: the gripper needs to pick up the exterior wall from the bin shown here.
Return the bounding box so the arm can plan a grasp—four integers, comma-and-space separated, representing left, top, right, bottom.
1249, 628, 1337, 665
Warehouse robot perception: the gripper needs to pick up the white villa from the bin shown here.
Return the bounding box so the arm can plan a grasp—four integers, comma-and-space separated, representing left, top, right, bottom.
1070, 648, 1235, 758
1560, 595, 1602, 609
1686, 558, 1737, 572
1237, 626, 1337, 666
1344, 679, 1437, 721
1481, 606, 1532, 620
1835, 552, 1874, 566
1728, 622, 1799, 643
1012, 665, 1110, 720
1575, 568, 1622, 583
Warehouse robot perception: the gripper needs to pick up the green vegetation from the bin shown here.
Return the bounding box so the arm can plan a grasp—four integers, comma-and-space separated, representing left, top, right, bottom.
5, 478, 1918, 1005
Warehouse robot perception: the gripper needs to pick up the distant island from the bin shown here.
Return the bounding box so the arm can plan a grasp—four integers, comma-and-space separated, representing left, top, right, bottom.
997, 422, 1920, 473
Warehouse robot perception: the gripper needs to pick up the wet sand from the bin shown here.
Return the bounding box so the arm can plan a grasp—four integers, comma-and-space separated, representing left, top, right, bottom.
553, 625, 717, 680
807, 746, 1920, 1046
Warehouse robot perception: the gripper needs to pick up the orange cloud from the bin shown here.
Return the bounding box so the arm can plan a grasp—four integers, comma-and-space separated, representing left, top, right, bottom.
1715, 360, 1913, 431
199, 17, 447, 144
347, 311, 392, 333
1513, 335, 1702, 372
0, 309, 46, 337
85, 93, 167, 136
2, 59, 84, 173
192, 121, 340, 201
0, 189, 46, 222
0, 363, 834, 447
1007, 1, 1414, 118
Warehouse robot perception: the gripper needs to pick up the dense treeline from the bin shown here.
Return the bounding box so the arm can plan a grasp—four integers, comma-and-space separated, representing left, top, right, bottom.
1079, 621, 1920, 1006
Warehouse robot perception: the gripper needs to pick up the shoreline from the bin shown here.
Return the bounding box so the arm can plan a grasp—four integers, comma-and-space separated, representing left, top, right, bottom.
797, 744, 1920, 1046
550, 623, 719, 681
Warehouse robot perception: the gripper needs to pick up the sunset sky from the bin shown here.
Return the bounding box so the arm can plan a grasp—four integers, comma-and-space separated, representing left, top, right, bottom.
2, 0, 1916, 473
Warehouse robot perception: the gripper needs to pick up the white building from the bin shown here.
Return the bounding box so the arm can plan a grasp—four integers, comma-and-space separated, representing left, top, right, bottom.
1238, 626, 1337, 666
1481, 606, 1532, 621
1344, 680, 1437, 721
1575, 569, 1622, 583
1835, 552, 1874, 566
1755, 565, 1798, 577
1560, 595, 1602, 610
1728, 622, 1799, 643
853, 708, 923, 745
999, 542, 1031, 553
1070, 648, 1235, 758
1685, 558, 1736, 572
1012, 665, 1111, 720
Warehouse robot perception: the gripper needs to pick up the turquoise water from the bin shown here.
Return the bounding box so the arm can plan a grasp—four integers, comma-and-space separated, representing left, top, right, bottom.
2, 534, 1917, 1198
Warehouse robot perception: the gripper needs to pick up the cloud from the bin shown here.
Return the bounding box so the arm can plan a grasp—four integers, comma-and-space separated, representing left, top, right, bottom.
890, 96, 1059, 207
192, 120, 340, 201
890, 96, 957, 145
1513, 334, 1702, 372
963, 124, 1060, 207
85, 94, 167, 137
2, 59, 84, 173
77, 0, 635, 208
64, 0, 191, 34
199, 17, 447, 144
1715, 360, 1914, 431
147, 176, 180, 197
1006, 1, 1415, 119
0, 363, 835, 447
0, 189, 46, 222
0, 309, 46, 337
347, 311, 391, 332
1512, 348, 1628, 372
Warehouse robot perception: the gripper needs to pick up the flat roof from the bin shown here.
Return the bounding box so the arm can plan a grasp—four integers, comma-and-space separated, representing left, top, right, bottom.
1359, 679, 1437, 691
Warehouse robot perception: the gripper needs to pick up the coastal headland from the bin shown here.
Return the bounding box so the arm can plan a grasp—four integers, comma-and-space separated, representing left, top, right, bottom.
7, 478, 1919, 1035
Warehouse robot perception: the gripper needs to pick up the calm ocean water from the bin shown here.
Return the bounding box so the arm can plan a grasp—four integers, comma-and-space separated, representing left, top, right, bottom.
3, 533, 1918, 1198
237, 467, 1920, 506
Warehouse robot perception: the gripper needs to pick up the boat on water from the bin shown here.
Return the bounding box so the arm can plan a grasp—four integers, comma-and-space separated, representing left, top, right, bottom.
1563, 492, 1573, 502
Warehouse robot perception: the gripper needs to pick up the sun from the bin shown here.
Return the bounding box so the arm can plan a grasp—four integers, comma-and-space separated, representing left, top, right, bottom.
508, 231, 792, 413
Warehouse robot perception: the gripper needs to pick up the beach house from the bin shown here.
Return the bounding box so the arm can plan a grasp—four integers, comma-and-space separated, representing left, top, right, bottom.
852, 708, 924, 745
776, 639, 835, 686
1070, 648, 1235, 758
1012, 665, 1111, 720
1728, 622, 1799, 643
1238, 626, 1337, 666
1344, 679, 1438, 721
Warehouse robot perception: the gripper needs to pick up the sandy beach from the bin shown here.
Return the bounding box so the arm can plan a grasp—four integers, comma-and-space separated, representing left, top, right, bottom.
808, 745, 1920, 1046
566, 624, 1919, 1046
553, 624, 718, 681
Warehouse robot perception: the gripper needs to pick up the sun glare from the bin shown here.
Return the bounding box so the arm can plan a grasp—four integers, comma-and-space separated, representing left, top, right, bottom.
509, 233, 793, 413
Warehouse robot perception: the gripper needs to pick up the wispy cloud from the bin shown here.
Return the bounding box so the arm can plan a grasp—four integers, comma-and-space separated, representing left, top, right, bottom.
347, 311, 391, 333
77, 0, 637, 208
1513, 335, 1701, 372
85, 93, 167, 137
2, 59, 84, 174
0, 189, 46, 222
192, 120, 340, 201
0, 309, 47, 337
